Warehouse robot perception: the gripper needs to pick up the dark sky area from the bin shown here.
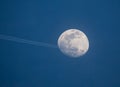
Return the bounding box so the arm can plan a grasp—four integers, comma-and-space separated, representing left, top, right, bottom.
0, 0, 120, 87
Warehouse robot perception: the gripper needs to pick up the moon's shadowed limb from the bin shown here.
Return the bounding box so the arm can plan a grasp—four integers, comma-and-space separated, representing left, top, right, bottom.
0, 34, 57, 48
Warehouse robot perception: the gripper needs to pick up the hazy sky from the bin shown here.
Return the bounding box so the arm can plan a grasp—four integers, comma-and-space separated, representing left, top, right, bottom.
0, 0, 120, 87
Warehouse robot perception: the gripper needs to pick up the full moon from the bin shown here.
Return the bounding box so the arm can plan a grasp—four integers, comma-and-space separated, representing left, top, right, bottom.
58, 29, 89, 58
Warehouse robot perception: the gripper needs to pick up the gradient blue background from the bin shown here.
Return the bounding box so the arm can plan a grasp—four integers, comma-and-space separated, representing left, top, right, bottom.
0, 0, 120, 87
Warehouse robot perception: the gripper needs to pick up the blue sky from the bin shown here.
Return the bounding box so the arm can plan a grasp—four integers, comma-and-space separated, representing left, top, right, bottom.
0, 0, 120, 87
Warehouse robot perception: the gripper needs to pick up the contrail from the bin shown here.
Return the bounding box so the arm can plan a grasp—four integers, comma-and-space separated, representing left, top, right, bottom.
0, 34, 58, 48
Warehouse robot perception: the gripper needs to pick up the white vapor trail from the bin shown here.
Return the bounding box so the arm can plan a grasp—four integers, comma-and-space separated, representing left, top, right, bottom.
0, 34, 57, 48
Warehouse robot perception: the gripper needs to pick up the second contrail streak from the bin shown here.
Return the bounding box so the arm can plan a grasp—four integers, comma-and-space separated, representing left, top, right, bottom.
0, 34, 57, 48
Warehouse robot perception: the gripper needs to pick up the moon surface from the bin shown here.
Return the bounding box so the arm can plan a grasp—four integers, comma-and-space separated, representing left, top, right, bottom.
58, 29, 89, 58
